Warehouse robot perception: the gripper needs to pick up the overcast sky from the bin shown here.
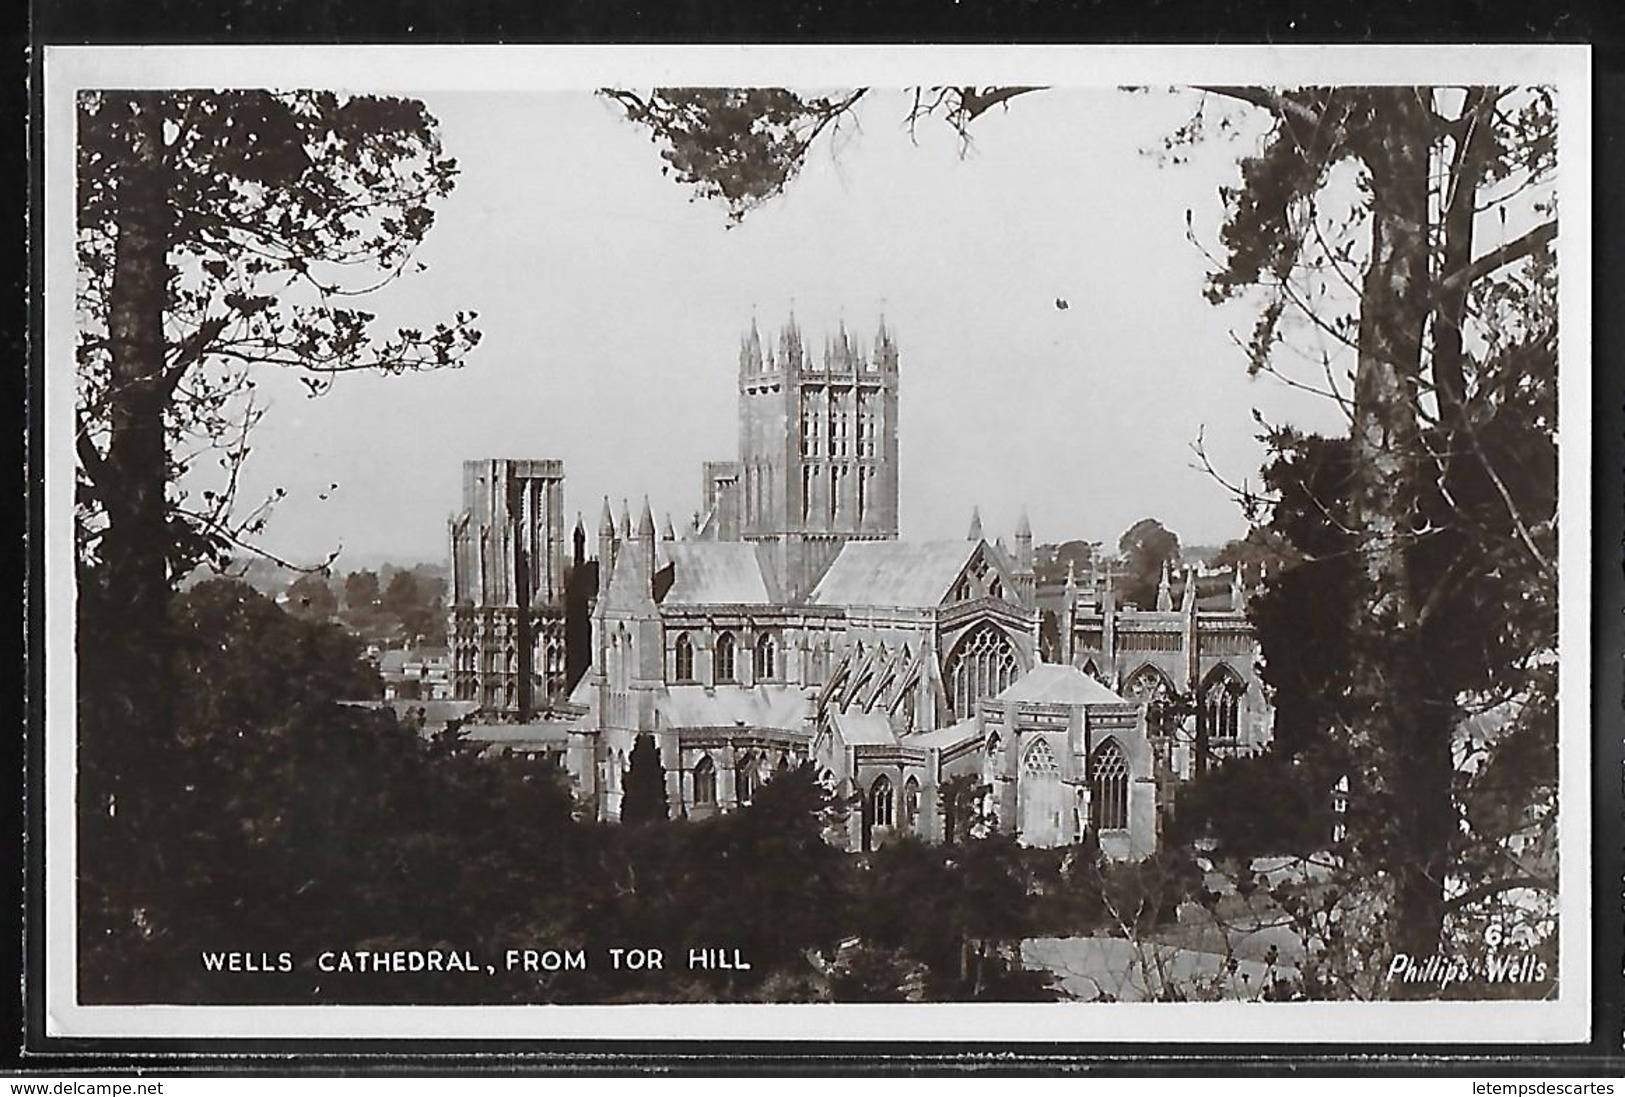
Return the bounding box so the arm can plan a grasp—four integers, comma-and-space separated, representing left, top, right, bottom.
231, 87, 1349, 567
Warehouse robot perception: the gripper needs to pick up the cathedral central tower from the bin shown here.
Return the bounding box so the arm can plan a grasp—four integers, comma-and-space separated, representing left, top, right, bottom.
736, 316, 900, 601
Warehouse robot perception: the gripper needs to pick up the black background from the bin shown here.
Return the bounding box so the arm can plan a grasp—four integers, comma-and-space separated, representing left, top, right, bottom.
14, 0, 1625, 1075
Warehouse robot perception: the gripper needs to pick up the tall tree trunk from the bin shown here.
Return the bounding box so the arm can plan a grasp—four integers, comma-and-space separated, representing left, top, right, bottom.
1346, 88, 1455, 962
78, 91, 178, 994
1431, 87, 1499, 426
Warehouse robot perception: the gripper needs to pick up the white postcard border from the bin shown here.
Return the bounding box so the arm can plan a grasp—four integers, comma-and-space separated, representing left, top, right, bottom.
42, 43, 1595, 1044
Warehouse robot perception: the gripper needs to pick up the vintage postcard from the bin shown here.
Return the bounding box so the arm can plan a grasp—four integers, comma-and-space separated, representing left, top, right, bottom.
39, 44, 1593, 1045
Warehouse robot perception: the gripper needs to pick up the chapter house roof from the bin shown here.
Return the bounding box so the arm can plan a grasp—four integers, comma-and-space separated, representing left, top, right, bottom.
995, 664, 1128, 706
809, 540, 980, 609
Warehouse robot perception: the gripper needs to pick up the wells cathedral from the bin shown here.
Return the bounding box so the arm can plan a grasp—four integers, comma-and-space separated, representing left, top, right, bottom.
447, 318, 1272, 860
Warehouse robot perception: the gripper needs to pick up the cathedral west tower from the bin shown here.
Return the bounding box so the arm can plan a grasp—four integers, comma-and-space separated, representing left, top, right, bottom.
448, 458, 569, 719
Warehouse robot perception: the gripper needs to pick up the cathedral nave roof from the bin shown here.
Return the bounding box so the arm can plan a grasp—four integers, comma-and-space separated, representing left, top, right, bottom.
808, 540, 985, 609
659, 542, 776, 606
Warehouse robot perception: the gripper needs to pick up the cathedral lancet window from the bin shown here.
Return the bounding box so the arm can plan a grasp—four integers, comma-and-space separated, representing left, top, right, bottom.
985, 732, 1004, 780
737, 751, 760, 804
693, 755, 717, 805
1090, 739, 1129, 831
714, 630, 737, 683
870, 775, 894, 829
674, 632, 695, 682
1200, 667, 1245, 744
755, 630, 779, 681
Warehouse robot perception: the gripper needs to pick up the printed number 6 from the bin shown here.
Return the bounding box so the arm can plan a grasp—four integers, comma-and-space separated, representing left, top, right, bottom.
1485, 924, 1504, 948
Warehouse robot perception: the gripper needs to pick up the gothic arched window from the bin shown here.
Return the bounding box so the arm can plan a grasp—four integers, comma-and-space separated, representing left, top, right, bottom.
1122, 663, 1173, 703
1123, 663, 1175, 736
715, 631, 737, 683
985, 732, 1004, 781
737, 751, 760, 804
693, 755, 717, 806
1024, 738, 1058, 775
1090, 739, 1130, 831
871, 776, 895, 829
1020, 738, 1064, 843
1201, 666, 1245, 745
754, 630, 779, 680
674, 632, 695, 682
903, 777, 921, 832
943, 624, 1022, 719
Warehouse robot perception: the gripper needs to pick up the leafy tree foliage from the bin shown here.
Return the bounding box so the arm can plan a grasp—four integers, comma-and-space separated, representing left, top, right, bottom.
75, 90, 480, 986
285, 571, 338, 621
343, 568, 381, 611
854, 836, 1058, 1000
1033, 539, 1100, 585
1116, 517, 1182, 609
602, 87, 1040, 224
76, 90, 480, 591
1207, 526, 1296, 577
621, 733, 669, 825
378, 568, 447, 644
1165, 751, 1337, 862
1197, 87, 1558, 960
601, 88, 867, 224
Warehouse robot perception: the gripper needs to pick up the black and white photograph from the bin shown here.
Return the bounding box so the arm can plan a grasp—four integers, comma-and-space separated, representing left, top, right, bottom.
40, 46, 1593, 1044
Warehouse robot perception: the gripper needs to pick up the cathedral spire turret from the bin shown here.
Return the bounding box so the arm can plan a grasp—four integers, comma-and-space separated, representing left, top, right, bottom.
1180, 565, 1197, 613
573, 512, 587, 567
662, 512, 677, 542
620, 498, 633, 541
1231, 564, 1245, 611
967, 506, 983, 542
780, 314, 804, 373
1014, 510, 1035, 608
873, 316, 895, 373
1156, 560, 1173, 611
740, 319, 763, 375
598, 497, 617, 574
638, 496, 657, 595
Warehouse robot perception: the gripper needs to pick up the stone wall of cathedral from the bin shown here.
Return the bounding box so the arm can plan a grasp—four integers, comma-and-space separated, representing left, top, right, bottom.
447, 458, 569, 718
